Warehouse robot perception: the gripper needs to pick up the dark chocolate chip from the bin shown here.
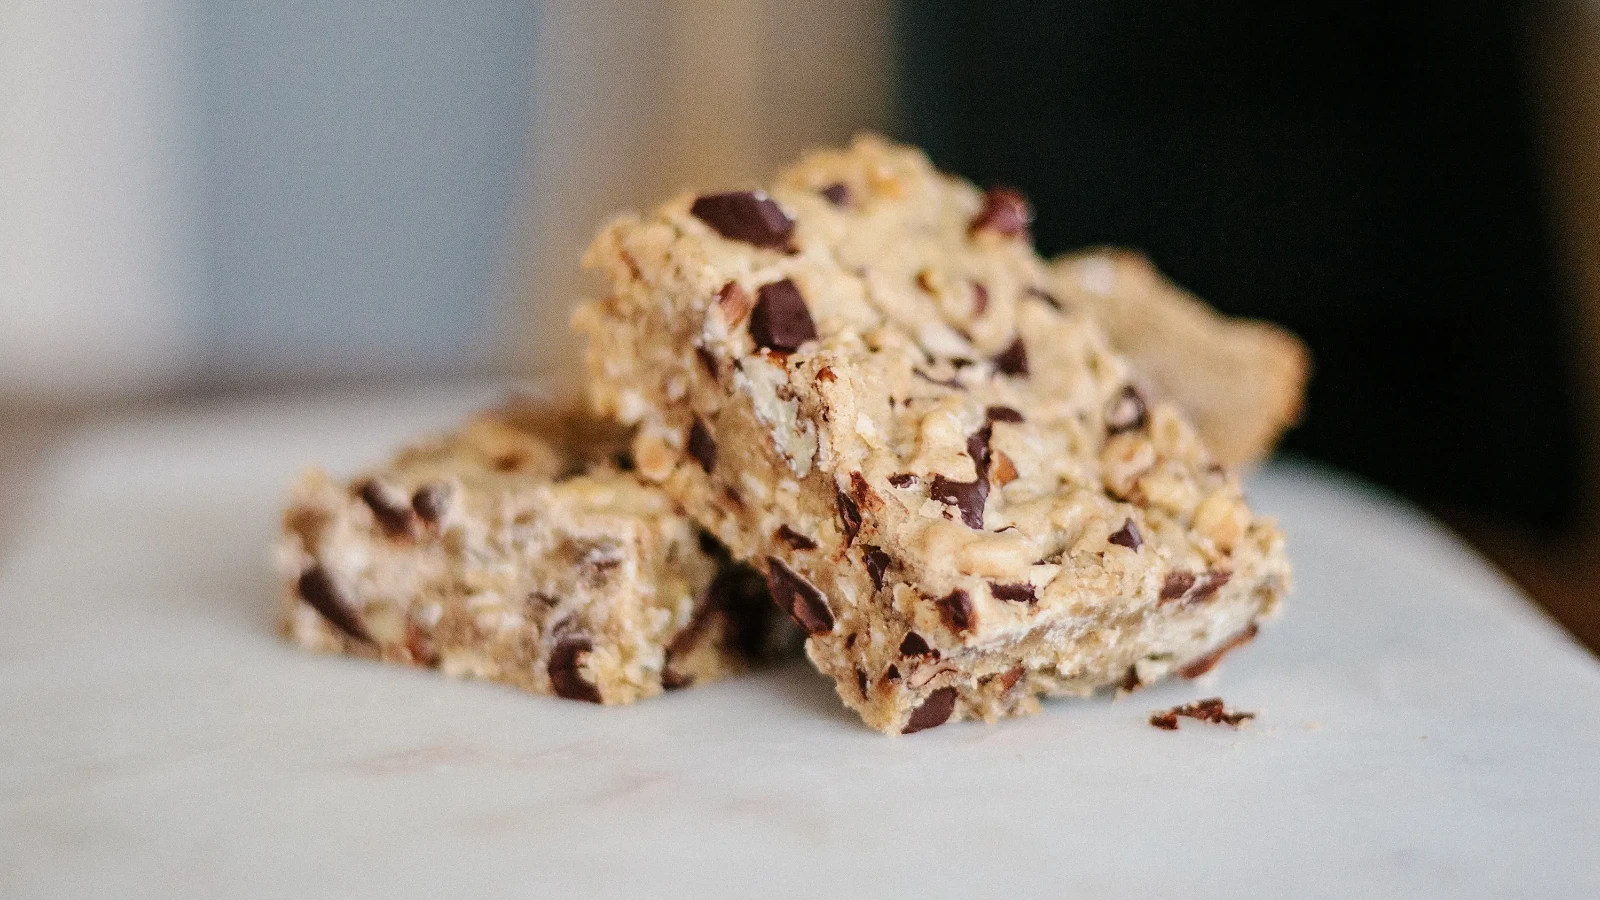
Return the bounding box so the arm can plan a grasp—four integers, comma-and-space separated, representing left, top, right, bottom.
1160, 571, 1197, 602
820, 183, 850, 207
750, 278, 818, 352
888, 473, 918, 488
1191, 570, 1233, 603
765, 556, 834, 634
930, 475, 988, 529
971, 281, 989, 316
1108, 518, 1142, 551
990, 582, 1036, 603
410, 482, 451, 525
613, 451, 636, 471
967, 424, 994, 476
969, 187, 1032, 239
297, 566, 371, 643
899, 632, 935, 657
885, 664, 901, 682
690, 191, 794, 250
775, 525, 817, 550
864, 546, 892, 590
993, 337, 1029, 376
1025, 286, 1065, 311
1106, 385, 1148, 434
687, 418, 717, 473
547, 637, 603, 703
697, 530, 723, 556
836, 483, 862, 546
856, 667, 870, 697
661, 668, 692, 691
985, 406, 1024, 423
356, 479, 413, 538
936, 589, 974, 632
1178, 622, 1259, 679
903, 686, 958, 734
694, 345, 719, 378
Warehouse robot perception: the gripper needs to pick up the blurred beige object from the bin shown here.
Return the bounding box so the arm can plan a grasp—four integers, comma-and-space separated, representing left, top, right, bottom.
503, 0, 892, 386
0, 0, 198, 402
1051, 249, 1310, 466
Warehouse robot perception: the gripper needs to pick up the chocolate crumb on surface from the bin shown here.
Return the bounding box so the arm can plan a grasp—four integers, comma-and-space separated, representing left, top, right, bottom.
1150, 697, 1256, 730
690, 191, 795, 250
750, 278, 818, 352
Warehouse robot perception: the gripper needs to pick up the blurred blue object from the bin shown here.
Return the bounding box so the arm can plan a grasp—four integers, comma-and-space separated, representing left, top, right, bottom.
191, 1, 537, 380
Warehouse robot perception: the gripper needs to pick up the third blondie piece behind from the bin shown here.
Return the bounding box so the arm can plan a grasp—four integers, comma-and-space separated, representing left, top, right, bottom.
576, 136, 1291, 734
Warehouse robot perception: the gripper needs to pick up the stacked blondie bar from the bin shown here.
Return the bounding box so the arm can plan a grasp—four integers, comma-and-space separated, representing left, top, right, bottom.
280, 137, 1303, 734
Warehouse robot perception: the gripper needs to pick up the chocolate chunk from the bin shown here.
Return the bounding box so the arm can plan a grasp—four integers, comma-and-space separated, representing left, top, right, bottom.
356, 479, 413, 538
899, 632, 935, 657
836, 483, 862, 546
1106, 385, 1148, 434
930, 475, 988, 529
547, 637, 603, 703
985, 405, 1024, 423
750, 278, 818, 353
993, 337, 1029, 376
765, 556, 834, 634
775, 525, 817, 550
613, 451, 636, 471
694, 345, 719, 378
297, 566, 371, 643
885, 664, 901, 682
687, 418, 717, 473
966, 423, 994, 476
1108, 518, 1142, 550
864, 546, 892, 590
968, 187, 1033, 240
1178, 623, 1259, 679
690, 191, 794, 250
410, 482, 451, 525
1025, 286, 1065, 311
1160, 571, 1197, 602
936, 589, 974, 632
903, 686, 958, 734
820, 183, 851, 207
990, 582, 1036, 603
971, 281, 990, 316
1190, 570, 1232, 603
888, 473, 918, 488
1149, 711, 1180, 731
856, 667, 870, 697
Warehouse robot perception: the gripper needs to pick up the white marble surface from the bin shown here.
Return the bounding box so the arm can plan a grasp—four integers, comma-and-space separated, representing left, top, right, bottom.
3, 384, 1598, 899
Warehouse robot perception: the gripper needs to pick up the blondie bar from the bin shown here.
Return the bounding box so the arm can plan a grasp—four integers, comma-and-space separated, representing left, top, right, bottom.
576, 136, 1290, 733
279, 401, 780, 704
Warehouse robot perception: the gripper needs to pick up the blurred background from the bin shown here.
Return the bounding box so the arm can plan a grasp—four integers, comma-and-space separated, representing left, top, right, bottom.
2, 1, 1598, 648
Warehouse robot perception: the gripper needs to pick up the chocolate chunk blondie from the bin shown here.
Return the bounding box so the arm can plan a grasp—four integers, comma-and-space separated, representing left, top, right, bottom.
575, 136, 1291, 733
1050, 248, 1310, 466
278, 401, 783, 704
